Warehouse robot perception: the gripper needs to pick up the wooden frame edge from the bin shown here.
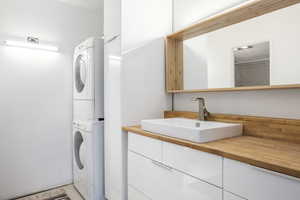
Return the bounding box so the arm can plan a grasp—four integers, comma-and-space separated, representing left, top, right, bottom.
167, 0, 300, 40
167, 84, 300, 93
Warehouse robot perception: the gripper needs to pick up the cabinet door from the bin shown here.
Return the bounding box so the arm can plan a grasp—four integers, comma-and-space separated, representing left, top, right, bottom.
224, 191, 246, 200
128, 151, 222, 200
104, 38, 122, 200
224, 158, 300, 200
128, 151, 174, 200
170, 171, 222, 200
128, 132, 163, 161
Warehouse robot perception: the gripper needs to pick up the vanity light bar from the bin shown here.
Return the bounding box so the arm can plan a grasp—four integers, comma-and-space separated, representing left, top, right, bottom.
4, 40, 59, 52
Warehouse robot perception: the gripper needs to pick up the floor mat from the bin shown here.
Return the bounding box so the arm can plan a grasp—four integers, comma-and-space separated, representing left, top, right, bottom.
15, 185, 83, 200
41, 193, 70, 200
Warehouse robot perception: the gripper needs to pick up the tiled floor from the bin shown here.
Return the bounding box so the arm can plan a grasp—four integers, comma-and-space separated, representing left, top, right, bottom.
16, 185, 83, 200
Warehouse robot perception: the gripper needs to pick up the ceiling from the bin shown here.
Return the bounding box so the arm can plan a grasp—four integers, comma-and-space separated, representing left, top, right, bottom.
57, 0, 102, 11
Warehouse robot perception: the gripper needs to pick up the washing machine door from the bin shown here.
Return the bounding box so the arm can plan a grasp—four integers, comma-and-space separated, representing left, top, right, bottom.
75, 54, 87, 94
74, 130, 85, 170
73, 130, 89, 199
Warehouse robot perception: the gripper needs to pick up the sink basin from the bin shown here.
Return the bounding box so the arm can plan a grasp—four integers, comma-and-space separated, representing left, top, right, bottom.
141, 118, 242, 143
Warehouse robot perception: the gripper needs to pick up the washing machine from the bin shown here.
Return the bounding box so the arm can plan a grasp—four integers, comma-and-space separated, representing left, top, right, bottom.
73, 38, 104, 120
73, 120, 105, 200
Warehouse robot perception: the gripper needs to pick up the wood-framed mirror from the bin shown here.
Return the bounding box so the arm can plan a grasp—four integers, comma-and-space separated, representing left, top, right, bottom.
166, 0, 300, 93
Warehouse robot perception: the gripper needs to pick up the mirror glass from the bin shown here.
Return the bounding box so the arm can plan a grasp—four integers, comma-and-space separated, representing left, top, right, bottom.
182, 4, 300, 90
234, 42, 270, 87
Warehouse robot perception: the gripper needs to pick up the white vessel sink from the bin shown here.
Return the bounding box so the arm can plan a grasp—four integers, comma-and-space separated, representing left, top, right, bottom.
141, 118, 243, 143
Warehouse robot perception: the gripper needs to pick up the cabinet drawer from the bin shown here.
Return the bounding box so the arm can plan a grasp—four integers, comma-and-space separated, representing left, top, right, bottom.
128, 186, 151, 200
223, 191, 246, 200
128, 151, 222, 200
128, 151, 176, 200
128, 132, 163, 161
224, 158, 300, 200
163, 142, 223, 187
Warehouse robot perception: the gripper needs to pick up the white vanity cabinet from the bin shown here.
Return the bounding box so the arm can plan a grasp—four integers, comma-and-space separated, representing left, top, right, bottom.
224, 158, 300, 200
128, 151, 222, 200
128, 132, 300, 200
128, 132, 222, 200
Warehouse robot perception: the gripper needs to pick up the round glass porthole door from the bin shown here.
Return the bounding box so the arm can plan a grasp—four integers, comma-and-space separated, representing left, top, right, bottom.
75, 55, 87, 93
74, 131, 84, 170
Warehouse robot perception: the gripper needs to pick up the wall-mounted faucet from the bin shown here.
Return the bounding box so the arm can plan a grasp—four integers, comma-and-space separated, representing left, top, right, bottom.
192, 97, 209, 121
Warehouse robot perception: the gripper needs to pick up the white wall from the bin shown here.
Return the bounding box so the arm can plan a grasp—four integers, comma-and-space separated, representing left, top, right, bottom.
174, 89, 300, 119
173, 1, 300, 119
121, 0, 173, 52
0, 0, 102, 199
173, 0, 249, 31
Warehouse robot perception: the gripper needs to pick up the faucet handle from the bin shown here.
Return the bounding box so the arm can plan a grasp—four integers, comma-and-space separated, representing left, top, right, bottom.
203, 107, 210, 117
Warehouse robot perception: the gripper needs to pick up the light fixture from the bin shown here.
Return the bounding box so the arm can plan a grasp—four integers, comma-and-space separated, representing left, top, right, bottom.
2, 36, 59, 52
234, 45, 253, 51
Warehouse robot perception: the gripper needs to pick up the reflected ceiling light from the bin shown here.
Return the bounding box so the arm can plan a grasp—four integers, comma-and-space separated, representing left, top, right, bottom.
3, 36, 59, 52
234, 45, 253, 51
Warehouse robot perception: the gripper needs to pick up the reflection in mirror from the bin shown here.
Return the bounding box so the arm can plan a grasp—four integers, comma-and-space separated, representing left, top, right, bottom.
183, 37, 208, 90
234, 42, 270, 87
182, 4, 300, 91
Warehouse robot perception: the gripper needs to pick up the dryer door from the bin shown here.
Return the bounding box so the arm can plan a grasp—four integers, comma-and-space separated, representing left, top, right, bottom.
73, 50, 93, 100
75, 54, 87, 94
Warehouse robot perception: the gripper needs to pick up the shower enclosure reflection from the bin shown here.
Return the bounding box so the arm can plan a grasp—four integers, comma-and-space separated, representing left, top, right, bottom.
234, 42, 270, 87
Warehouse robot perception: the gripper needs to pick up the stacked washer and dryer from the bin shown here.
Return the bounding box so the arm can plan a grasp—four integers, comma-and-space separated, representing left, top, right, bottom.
72, 38, 105, 200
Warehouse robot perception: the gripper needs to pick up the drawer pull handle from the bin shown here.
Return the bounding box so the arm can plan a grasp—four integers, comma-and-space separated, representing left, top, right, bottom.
252, 166, 300, 182
151, 160, 173, 171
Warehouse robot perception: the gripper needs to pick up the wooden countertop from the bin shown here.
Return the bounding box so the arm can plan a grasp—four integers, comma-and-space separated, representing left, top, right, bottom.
123, 125, 300, 179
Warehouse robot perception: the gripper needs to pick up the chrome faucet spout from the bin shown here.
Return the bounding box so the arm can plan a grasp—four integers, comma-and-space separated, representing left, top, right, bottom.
192, 97, 209, 121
